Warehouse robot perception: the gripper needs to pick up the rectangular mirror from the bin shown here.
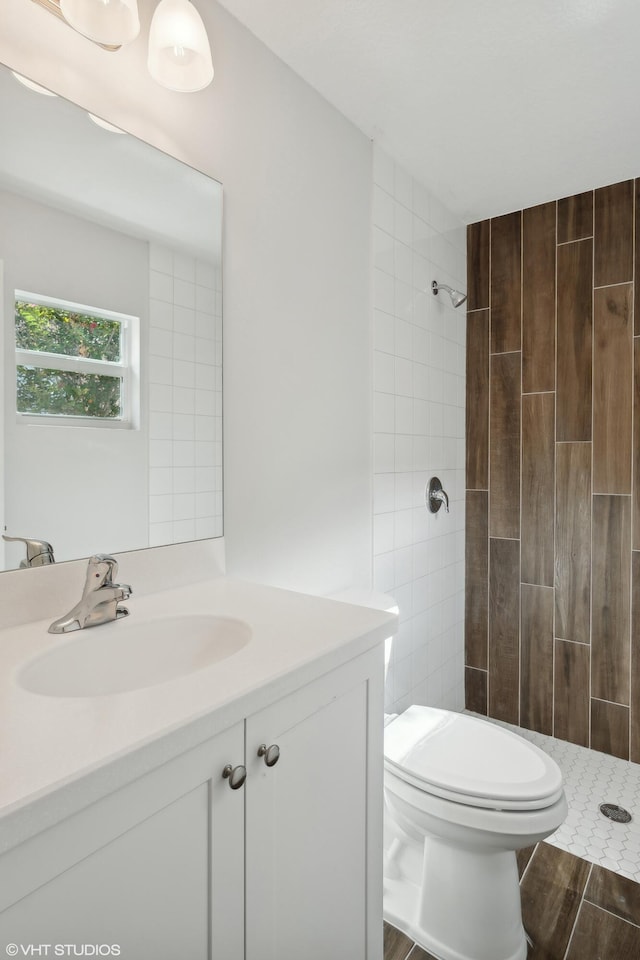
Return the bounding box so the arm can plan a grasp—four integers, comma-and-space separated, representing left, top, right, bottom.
0, 63, 223, 571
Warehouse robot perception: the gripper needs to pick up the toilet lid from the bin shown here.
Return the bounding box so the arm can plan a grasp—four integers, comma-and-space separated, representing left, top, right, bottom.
384, 706, 563, 808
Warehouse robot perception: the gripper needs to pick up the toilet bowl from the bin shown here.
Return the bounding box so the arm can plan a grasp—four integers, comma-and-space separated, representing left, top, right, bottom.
383, 706, 567, 960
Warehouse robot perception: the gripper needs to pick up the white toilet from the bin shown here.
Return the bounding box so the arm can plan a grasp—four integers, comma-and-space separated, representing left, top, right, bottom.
383, 705, 567, 960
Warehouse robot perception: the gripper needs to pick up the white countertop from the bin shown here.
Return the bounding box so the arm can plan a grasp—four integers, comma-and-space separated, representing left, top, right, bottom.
0, 577, 396, 853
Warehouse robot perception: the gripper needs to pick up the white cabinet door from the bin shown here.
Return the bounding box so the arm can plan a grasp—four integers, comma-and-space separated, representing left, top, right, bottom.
0, 723, 245, 960
245, 648, 384, 960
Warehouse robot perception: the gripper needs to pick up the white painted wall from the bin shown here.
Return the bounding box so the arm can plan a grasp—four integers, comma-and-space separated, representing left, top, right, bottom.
0, 0, 372, 596
0, 259, 4, 571
0, 191, 149, 566
371, 147, 466, 715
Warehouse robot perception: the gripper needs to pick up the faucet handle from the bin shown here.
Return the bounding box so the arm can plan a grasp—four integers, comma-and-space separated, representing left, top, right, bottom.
84, 554, 119, 593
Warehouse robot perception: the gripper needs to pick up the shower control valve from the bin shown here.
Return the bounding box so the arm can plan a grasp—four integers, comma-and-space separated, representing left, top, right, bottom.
427, 477, 450, 514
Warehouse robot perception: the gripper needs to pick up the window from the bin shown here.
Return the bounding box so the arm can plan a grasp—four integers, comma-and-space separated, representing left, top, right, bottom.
14, 292, 139, 427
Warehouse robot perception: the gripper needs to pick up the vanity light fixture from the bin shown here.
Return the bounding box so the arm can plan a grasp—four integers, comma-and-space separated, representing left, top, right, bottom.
59, 0, 140, 46
29, 0, 214, 92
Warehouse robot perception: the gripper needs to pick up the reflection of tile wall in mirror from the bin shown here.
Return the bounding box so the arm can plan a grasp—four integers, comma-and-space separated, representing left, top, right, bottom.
148, 243, 223, 547
0, 61, 223, 571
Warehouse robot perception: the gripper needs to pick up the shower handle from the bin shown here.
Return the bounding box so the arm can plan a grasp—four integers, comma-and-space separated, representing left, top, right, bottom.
427, 477, 450, 514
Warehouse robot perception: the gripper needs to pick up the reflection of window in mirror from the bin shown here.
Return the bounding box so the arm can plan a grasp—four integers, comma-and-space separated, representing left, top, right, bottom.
14, 291, 140, 428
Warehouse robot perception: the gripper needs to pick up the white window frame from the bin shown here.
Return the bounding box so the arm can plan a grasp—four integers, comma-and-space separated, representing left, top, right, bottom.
14, 290, 140, 430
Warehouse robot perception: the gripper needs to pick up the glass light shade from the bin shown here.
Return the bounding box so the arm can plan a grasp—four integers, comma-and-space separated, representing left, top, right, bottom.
148, 0, 213, 93
59, 0, 141, 46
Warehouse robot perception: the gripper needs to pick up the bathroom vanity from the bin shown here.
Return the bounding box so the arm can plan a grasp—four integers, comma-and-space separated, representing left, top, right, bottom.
0, 569, 394, 959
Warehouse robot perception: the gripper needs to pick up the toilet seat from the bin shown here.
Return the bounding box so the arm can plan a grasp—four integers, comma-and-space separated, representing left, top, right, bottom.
384, 706, 563, 811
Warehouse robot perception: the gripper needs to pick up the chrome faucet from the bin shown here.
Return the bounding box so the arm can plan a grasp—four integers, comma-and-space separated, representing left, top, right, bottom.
3, 534, 55, 568
48, 554, 131, 634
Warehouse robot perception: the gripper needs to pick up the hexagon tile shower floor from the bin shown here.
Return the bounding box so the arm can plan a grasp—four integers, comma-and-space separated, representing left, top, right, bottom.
476, 714, 640, 882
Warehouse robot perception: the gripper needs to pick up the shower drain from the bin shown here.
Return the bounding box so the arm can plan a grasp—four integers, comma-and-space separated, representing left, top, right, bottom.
599, 803, 632, 823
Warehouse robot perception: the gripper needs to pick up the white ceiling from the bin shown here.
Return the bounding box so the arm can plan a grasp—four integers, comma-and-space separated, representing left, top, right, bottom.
217, 0, 640, 224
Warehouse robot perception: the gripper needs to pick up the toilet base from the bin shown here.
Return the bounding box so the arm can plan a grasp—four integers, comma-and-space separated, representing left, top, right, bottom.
383, 829, 527, 960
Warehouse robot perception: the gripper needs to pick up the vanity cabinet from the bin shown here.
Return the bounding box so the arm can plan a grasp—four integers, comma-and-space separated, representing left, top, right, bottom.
0, 723, 245, 957
0, 646, 383, 960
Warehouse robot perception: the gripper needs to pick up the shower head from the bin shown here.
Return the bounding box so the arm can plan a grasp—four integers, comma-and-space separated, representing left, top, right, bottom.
432, 280, 467, 309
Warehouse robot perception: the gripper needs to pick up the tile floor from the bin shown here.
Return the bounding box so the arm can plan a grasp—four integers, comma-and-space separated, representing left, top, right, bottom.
384, 840, 640, 959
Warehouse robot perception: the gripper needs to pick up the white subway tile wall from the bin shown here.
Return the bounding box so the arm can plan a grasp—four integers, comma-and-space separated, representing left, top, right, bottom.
372, 147, 466, 715
148, 244, 223, 546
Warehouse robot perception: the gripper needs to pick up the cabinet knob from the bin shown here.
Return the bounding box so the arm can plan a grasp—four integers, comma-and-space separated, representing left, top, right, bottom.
222, 763, 247, 789
257, 743, 280, 767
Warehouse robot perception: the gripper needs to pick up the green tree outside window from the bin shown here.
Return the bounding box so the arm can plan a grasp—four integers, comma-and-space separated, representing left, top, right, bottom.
15, 300, 124, 420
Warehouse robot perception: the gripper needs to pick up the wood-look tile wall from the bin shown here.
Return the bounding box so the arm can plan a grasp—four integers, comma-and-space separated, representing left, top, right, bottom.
465, 179, 640, 762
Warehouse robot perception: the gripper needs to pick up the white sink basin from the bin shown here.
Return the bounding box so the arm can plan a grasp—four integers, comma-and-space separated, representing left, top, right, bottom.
18, 614, 251, 697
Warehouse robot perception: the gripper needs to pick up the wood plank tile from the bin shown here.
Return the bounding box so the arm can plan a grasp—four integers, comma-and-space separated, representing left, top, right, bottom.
516, 844, 537, 879
490, 211, 521, 354
384, 922, 415, 960
566, 901, 640, 960
635, 181, 640, 336
489, 537, 520, 724
558, 191, 593, 243
594, 180, 634, 287
555, 443, 591, 644
592, 495, 631, 705
520, 842, 590, 960
467, 219, 490, 312
554, 640, 590, 747
521, 393, 554, 586
465, 490, 488, 669
557, 239, 593, 441
466, 310, 489, 490
522, 201, 556, 394
407, 947, 439, 960
593, 284, 633, 494
465, 666, 487, 715
489, 352, 521, 539
521, 585, 553, 735
632, 552, 640, 763
585, 864, 640, 927
591, 698, 630, 760
634, 341, 640, 549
